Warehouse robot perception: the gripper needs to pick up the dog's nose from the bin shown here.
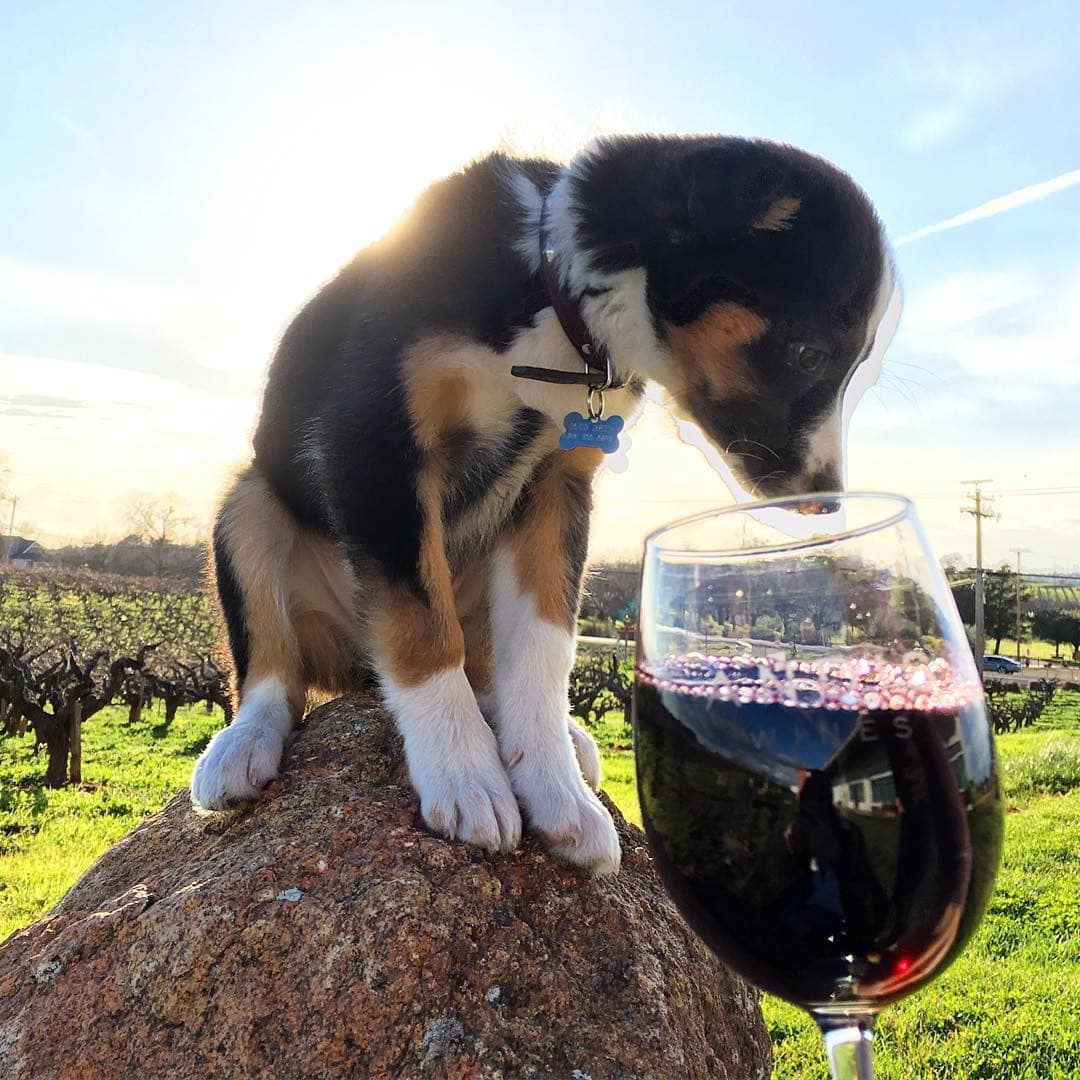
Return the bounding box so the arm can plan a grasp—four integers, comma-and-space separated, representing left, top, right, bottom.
790, 467, 843, 514
791, 495, 843, 515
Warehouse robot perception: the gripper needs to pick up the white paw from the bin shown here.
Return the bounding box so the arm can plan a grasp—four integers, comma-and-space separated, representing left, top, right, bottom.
511, 754, 622, 875
567, 717, 602, 791
384, 668, 523, 854
191, 723, 284, 810
410, 748, 522, 854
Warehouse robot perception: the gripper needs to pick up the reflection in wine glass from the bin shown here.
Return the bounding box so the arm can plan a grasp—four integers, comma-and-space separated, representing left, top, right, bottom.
632, 494, 1002, 1080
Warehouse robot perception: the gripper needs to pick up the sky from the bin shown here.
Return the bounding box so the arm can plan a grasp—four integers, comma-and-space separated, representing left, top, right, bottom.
1, 0, 1079, 572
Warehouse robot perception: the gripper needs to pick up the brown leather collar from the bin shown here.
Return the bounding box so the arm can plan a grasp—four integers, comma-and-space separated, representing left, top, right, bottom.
510, 195, 624, 390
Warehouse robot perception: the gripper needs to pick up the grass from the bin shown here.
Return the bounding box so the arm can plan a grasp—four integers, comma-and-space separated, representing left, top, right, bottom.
991, 637, 1078, 664
3, 695, 1079, 1077
0, 703, 220, 940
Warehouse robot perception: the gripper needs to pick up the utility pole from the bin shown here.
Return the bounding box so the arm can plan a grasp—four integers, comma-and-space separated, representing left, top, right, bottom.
1010, 547, 1031, 664
962, 481, 994, 677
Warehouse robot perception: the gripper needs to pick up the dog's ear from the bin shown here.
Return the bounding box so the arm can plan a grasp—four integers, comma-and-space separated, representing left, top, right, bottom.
675, 144, 802, 238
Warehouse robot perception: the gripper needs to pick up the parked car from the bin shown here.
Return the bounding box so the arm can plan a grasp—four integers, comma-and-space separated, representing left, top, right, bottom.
983, 654, 1022, 673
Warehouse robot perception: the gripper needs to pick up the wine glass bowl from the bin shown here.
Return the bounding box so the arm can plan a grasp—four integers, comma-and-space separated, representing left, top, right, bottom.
632, 494, 1002, 1077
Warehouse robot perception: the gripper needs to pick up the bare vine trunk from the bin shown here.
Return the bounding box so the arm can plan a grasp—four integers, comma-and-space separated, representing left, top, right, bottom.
69, 700, 83, 785
43, 718, 70, 789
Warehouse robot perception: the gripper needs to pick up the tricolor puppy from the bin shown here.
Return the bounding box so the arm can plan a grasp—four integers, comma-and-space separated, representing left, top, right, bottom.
192, 135, 894, 875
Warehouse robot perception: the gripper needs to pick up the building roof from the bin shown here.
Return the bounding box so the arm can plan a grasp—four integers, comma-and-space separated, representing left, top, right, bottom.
2, 536, 47, 561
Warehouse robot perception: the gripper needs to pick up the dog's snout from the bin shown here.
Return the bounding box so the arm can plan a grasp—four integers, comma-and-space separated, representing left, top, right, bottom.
791, 495, 843, 515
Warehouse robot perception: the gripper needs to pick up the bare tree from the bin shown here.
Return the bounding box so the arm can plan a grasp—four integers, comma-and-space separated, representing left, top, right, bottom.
125, 493, 195, 578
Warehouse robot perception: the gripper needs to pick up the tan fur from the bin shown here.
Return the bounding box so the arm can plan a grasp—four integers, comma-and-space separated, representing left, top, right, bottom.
504, 449, 602, 630
403, 335, 518, 445
216, 470, 305, 714
665, 301, 768, 398
455, 563, 494, 695
752, 195, 801, 232
404, 344, 470, 448
371, 581, 466, 686
294, 610, 354, 698
216, 472, 372, 715
371, 462, 467, 687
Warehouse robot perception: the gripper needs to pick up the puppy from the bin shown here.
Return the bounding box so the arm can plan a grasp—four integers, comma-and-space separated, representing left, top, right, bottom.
192, 135, 894, 875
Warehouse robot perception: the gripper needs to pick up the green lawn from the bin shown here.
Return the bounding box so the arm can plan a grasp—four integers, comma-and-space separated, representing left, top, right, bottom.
0, 703, 220, 939
3, 697, 1079, 1078
991, 637, 1078, 664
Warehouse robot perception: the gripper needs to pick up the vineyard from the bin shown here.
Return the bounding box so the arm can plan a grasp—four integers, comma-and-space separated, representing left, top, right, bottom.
1, 562, 1074, 793
0, 566, 230, 788
1030, 581, 1080, 605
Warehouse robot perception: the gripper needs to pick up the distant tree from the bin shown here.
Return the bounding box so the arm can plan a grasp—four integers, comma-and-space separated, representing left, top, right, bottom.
984, 565, 1032, 655
568, 652, 630, 728
1032, 610, 1074, 658
942, 559, 975, 625
580, 562, 640, 623
125, 494, 196, 578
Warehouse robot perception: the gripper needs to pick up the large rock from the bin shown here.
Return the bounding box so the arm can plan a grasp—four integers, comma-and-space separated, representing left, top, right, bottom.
0, 696, 772, 1079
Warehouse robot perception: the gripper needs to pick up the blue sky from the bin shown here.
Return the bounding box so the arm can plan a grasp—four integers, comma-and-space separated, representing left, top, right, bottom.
1, 0, 1078, 569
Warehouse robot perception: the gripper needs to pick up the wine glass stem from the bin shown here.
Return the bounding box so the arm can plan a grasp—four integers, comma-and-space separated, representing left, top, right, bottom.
823, 1024, 874, 1079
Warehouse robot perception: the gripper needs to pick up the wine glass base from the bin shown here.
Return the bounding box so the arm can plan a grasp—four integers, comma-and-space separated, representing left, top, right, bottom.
821, 1023, 874, 1080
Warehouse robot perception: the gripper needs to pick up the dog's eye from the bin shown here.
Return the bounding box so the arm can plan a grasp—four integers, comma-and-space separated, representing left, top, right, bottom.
789, 343, 831, 377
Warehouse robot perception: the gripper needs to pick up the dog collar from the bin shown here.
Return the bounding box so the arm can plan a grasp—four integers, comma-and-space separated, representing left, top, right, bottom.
510, 195, 625, 392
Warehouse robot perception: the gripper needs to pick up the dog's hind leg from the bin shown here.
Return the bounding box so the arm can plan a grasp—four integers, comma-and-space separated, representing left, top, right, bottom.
192, 467, 306, 810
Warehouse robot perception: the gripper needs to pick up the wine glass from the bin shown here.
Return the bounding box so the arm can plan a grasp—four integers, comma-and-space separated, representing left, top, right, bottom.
632, 493, 1002, 1079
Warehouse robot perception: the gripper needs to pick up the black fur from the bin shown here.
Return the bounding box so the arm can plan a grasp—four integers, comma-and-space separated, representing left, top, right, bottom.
212, 517, 250, 688
444, 408, 547, 524
570, 137, 885, 495
253, 155, 564, 589
247, 136, 886, 600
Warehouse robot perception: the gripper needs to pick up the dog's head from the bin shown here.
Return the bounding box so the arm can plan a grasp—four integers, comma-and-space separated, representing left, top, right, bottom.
575, 137, 895, 498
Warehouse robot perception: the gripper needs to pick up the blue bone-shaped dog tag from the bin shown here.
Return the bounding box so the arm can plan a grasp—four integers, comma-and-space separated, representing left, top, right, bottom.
559, 411, 624, 454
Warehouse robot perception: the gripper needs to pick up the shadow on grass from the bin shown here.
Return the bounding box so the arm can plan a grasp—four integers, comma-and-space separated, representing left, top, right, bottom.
178, 733, 213, 757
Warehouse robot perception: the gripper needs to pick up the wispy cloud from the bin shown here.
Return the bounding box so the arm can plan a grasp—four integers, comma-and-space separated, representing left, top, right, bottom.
898, 168, 1080, 245
901, 268, 1080, 385
0, 257, 195, 334
896, 28, 1060, 151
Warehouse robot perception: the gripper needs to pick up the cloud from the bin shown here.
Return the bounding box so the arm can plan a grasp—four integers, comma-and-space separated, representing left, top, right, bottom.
896, 32, 1057, 151
902, 268, 1080, 385
0, 351, 255, 434
898, 169, 1080, 245
902, 104, 970, 151
0, 394, 86, 410
898, 56, 1007, 151
0, 252, 268, 394
0, 257, 197, 336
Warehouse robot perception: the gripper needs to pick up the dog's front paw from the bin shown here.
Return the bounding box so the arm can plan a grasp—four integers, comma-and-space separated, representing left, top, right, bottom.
567, 717, 602, 791
512, 759, 622, 876
191, 723, 284, 810
411, 747, 522, 854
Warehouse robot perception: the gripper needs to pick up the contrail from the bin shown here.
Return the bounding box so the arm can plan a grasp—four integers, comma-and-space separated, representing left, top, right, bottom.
897, 168, 1080, 245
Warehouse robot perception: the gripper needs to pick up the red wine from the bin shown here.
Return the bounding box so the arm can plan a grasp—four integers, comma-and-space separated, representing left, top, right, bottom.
633, 654, 1002, 1015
